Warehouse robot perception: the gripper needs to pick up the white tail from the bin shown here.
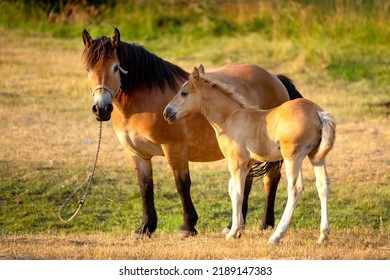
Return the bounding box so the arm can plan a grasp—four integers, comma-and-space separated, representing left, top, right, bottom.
312, 111, 336, 162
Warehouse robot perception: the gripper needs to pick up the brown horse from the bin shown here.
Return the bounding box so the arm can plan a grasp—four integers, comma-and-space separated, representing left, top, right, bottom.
81, 28, 303, 237
164, 66, 336, 243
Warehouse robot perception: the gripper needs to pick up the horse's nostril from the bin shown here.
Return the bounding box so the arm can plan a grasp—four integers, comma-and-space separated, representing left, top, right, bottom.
105, 104, 113, 113
92, 105, 98, 114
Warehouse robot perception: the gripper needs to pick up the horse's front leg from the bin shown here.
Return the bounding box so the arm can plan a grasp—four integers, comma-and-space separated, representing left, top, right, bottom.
128, 155, 157, 236
162, 144, 198, 238
226, 160, 250, 239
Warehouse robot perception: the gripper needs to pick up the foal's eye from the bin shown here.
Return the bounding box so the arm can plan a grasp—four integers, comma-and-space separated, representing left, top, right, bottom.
113, 65, 119, 73
181, 91, 188, 98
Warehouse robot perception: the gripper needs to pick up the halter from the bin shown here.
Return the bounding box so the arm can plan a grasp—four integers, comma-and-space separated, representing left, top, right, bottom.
91, 65, 128, 99
92, 84, 118, 99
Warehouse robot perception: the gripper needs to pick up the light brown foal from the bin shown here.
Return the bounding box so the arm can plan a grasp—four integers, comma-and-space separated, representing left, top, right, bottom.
164, 66, 336, 244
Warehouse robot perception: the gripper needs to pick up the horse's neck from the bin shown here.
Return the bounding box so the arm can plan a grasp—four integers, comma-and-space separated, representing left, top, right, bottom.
200, 88, 243, 136
114, 89, 163, 118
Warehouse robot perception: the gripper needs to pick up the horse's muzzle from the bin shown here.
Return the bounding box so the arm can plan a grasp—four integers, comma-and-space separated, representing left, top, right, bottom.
92, 104, 113, 121
163, 106, 177, 123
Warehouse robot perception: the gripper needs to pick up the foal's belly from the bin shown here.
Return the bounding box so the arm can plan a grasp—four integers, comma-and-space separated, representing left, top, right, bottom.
248, 140, 283, 163
250, 151, 283, 163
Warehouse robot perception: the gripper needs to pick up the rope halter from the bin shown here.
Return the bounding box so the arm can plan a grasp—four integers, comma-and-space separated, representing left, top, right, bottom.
91, 65, 128, 99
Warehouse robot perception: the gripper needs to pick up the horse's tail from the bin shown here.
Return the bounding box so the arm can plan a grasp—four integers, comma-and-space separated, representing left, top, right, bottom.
276, 74, 304, 100
249, 160, 283, 178
311, 111, 336, 163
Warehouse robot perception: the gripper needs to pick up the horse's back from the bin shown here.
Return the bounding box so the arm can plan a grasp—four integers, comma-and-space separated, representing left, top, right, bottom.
207, 63, 290, 109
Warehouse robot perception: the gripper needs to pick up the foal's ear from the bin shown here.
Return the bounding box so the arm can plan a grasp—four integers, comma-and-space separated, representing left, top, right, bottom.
198, 64, 205, 75
82, 29, 93, 48
111, 27, 120, 50
192, 67, 200, 86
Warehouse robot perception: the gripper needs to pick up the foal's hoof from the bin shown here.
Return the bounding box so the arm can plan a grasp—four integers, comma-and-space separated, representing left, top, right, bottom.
222, 227, 230, 234
267, 237, 280, 245
318, 235, 329, 245
225, 229, 242, 239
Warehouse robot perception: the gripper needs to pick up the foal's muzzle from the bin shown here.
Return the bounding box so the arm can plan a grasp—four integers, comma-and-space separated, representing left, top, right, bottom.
163, 106, 177, 123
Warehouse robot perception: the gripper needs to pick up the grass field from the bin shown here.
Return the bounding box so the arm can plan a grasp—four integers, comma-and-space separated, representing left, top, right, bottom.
0, 0, 389, 260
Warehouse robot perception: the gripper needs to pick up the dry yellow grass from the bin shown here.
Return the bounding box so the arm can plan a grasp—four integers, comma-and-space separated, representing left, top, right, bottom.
0, 228, 388, 260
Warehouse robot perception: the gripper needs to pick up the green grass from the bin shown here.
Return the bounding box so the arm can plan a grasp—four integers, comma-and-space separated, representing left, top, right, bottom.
1, 157, 389, 235
1, 0, 389, 84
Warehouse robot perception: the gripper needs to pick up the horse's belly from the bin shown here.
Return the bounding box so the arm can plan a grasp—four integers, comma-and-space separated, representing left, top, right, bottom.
116, 130, 164, 158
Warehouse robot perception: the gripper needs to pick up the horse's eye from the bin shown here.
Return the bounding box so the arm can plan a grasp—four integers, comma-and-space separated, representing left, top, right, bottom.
113, 65, 119, 73
181, 91, 188, 98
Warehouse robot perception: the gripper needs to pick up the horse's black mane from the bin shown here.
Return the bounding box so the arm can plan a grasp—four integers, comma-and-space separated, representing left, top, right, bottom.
82, 36, 189, 94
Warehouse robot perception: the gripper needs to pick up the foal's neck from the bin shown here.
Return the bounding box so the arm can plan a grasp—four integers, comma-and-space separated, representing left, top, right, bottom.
200, 87, 244, 136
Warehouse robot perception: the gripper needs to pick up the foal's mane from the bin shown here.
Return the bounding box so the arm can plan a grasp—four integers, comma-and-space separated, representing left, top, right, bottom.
200, 76, 257, 109
82, 36, 188, 94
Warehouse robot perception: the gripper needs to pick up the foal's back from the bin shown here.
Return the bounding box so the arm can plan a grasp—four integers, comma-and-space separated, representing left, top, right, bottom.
267, 98, 324, 157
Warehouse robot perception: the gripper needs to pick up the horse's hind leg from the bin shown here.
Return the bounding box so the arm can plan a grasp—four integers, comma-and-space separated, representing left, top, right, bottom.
268, 158, 304, 244
311, 158, 330, 244
262, 162, 282, 229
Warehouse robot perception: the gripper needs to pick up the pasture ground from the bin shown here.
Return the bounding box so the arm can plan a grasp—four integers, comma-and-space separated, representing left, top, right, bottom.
1, 229, 389, 260
0, 27, 389, 259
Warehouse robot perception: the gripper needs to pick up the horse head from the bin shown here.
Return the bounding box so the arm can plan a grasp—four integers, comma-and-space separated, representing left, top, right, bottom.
82, 28, 128, 121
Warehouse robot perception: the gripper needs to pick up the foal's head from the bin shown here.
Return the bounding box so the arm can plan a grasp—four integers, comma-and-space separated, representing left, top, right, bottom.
163, 66, 205, 123
82, 28, 127, 121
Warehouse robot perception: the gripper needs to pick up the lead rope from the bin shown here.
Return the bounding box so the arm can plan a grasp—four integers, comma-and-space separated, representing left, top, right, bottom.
58, 121, 102, 222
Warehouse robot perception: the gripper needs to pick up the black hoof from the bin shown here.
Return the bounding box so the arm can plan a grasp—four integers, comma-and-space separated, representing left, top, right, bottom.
134, 224, 155, 237
179, 230, 197, 239
179, 224, 197, 238
261, 222, 275, 230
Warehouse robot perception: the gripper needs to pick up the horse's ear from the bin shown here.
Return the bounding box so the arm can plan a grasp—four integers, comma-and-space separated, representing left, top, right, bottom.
111, 27, 120, 50
82, 29, 93, 48
192, 67, 200, 86
198, 64, 205, 75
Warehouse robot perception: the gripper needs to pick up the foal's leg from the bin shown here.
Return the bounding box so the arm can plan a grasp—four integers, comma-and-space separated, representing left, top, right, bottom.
262, 163, 282, 229
162, 144, 198, 238
268, 158, 304, 244
226, 161, 249, 239
311, 158, 330, 244
223, 175, 252, 233
128, 155, 157, 236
